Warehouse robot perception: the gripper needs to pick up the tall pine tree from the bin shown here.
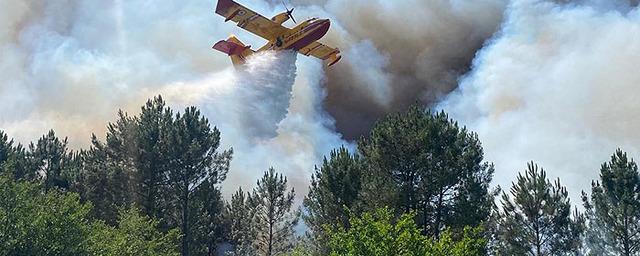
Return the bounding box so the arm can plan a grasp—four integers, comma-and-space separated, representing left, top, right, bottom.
74, 110, 138, 224
495, 162, 584, 255
583, 149, 640, 256
134, 96, 174, 223
165, 106, 232, 256
250, 168, 299, 256
227, 187, 256, 255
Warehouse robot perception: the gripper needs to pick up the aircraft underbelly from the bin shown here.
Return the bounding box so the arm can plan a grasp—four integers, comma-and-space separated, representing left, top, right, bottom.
286, 21, 330, 51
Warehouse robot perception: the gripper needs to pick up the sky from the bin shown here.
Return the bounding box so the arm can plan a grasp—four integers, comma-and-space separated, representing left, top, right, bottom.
2, 0, 640, 203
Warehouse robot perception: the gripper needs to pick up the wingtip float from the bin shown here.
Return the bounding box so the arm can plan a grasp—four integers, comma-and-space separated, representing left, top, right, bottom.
212, 0, 342, 68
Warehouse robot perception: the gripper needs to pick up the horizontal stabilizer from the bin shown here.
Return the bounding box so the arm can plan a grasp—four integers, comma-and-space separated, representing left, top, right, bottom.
212, 40, 249, 56
212, 36, 254, 66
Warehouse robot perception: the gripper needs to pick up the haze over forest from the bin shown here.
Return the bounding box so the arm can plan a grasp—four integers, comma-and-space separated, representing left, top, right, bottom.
4, 0, 640, 202
3, 0, 640, 255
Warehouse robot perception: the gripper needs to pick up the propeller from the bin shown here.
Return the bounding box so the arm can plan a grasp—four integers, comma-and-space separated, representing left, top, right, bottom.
282, 0, 297, 24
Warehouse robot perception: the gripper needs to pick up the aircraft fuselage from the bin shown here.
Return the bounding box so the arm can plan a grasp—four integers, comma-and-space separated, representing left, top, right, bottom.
260, 19, 331, 51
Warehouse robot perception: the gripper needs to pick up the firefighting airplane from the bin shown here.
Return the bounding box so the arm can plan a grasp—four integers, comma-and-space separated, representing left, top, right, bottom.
213, 0, 342, 67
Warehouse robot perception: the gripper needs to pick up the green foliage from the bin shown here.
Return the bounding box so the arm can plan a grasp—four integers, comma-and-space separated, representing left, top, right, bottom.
76, 143, 132, 224
495, 162, 584, 255
249, 168, 299, 256
28, 129, 76, 191
75, 111, 139, 224
0, 131, 13, 173
0, 130, 29, 180
2, 98, 612, 256
226, 187, 256, 255
325, 208, 487, 256
358, 105, 494, 237
327, 208, 428, 256
0, 175, 180, 256
303, 146, 364, 253
583, 149, 640, 256
88, 207, 180, 256
134, 96, 175, 222
425, 227, 487, 256
190, 181, 229, 255
79, 97, 232, 255
165, 106, 232, 256
0, 175, 92, 255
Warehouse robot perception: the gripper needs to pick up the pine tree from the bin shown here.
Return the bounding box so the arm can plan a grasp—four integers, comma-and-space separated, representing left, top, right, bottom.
74, 111, 138, 224
583, 149, 640, 256
28, 130, 74, 192
84, 98, 173, 226
191, 180, 228, 256
303, 146, 363, 253
0, 130, 29, 180
358, 106, 494, 237
250, 168, 299, 256
0, 131, 12, 168
495, 162, 584, 255
81, 97, 232, 254
76, 136, 132, 224
227, 187, 256, 255
165, 106, 232, 256
134, 96, 174, 223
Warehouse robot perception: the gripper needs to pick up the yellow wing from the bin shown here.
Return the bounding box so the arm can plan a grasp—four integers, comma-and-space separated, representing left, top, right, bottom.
216, 0, 289, 41
299, 41, 342, 67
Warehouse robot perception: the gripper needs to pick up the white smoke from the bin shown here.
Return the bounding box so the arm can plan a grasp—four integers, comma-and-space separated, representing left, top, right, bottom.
159, 51, 346, 196
8, 0, 640, 204
0, 0, 347, 199
441, 0, 640, 202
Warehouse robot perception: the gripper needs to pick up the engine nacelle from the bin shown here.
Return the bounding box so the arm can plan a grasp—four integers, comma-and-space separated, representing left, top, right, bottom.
271, 12, 290, 24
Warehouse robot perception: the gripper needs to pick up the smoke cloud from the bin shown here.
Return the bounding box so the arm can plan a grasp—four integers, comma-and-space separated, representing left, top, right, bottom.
288, 0, 508, 137
0, 0, 348, 198
159, 51, 345, 196
6, 0, 640, 203
0, 0, 512, 198
441, 0, 640, 202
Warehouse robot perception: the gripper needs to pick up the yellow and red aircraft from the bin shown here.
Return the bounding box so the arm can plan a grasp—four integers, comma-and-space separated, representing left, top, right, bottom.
213, 0, 342, 67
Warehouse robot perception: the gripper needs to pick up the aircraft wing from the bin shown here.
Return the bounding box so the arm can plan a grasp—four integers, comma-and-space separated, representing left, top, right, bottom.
216, 0, 289, 41
298, 41, 342, 67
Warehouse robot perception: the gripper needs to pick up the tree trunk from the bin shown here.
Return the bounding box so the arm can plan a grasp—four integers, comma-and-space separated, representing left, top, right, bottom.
268, 220, 273, 256
534, 220, 541, 256
433, 189, 444, 239
182, 188, 190, 256
207, 240, 215, 256
623, 209, 631, 256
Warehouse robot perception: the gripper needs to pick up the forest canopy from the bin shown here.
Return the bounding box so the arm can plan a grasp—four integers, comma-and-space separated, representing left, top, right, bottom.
1, 96, 638, 256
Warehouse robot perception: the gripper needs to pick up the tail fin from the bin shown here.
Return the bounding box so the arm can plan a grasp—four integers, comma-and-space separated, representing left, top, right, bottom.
212, 36, 254, 66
